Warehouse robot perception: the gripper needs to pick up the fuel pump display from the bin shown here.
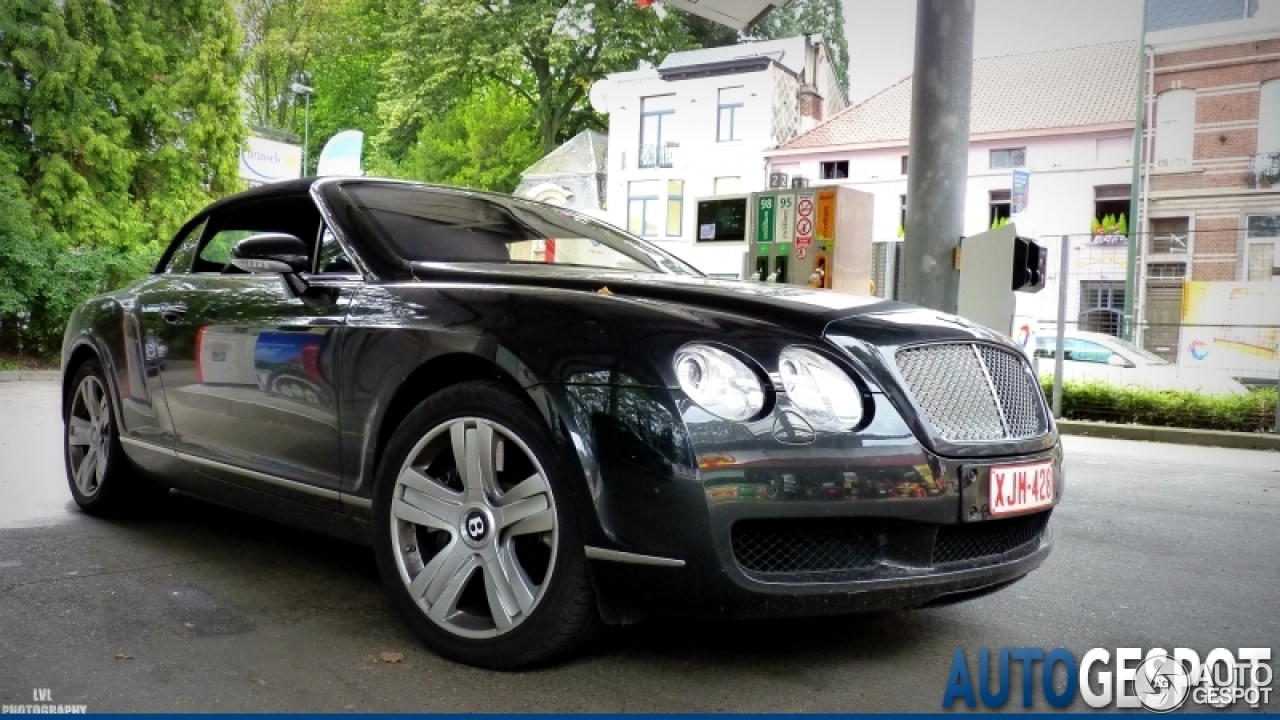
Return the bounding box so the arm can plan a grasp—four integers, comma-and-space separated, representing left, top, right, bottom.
742, 186, 872, 294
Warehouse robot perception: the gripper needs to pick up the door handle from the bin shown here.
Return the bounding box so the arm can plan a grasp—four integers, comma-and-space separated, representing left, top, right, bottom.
160, 303, 187, 324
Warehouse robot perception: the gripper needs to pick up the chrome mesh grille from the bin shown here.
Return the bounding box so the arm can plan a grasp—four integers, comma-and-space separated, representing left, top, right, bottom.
895, 343, 1049, 442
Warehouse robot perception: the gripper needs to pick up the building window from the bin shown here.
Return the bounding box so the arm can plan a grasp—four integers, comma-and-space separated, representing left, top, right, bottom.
1246, 214, 1280, 281
898, 194, 907, 237
666, 180, 684, 237
717, 87, 744, 142
1078, 280, 1126, 336
627, 180, 662, 237
713, 176, 741, 195
1154, 89, 1195, 171
1259, 81, 1280, 153
1093, 184, 1131, 238
639, 95, 675, 169
989, 148, 1026, 169
820, 160, 849, 180
989, 190, 1011, 226
900, 155, 909, 175
1148, 217, 1189, 254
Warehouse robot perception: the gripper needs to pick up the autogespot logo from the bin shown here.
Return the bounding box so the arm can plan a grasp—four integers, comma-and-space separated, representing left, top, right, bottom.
1188, 340, 1210, 361
942, 646, 1273, 711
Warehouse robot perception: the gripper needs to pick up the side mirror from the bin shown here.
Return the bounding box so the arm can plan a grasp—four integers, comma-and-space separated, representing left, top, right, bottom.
1107, 353, 1131, 368
231, 233, 310, 275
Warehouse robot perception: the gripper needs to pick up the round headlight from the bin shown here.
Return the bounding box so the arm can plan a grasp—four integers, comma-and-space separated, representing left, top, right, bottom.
778, 347, 864, 432
673, 344, 766, 422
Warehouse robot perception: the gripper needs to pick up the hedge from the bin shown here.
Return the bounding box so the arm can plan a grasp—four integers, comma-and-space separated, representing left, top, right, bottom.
1040, 378, 1278, 434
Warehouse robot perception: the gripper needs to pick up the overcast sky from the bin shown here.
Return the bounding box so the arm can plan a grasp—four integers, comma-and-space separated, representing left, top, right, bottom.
842, 0, 1145, 104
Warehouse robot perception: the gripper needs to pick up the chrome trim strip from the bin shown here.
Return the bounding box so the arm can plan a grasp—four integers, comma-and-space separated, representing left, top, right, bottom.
584, 546, 686, 568
343, 496, 372, 510
970, 344, 1011, 437
119, 435, 175, 455
176, 451, 341, 501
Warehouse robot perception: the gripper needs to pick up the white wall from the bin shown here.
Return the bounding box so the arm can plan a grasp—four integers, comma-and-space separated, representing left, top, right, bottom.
602, 64, 828, 276
766, 130, 1136, 320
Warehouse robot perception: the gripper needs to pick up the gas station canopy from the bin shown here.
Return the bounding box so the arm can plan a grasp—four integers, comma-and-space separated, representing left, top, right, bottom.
643, 0, 791, 31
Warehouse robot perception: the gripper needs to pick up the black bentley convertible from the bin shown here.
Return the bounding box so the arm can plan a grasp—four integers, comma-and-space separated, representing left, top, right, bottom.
61, 177, 1062, 668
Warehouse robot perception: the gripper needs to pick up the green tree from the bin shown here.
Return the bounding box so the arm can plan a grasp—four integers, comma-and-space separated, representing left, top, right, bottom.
678, 10, 741, 48
240, 0, 333, 135
0, 0, 244, 354
751, 0, 849, 94
305, 0, 396, 171
392, 85, 542, 193
378, 0, 694, 159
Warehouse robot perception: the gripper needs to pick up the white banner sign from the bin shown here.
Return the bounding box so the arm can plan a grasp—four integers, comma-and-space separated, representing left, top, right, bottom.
239, 136, 303, 185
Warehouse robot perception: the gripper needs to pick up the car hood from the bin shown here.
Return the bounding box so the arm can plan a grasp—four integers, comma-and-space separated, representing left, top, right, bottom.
416, 264, 1011, 346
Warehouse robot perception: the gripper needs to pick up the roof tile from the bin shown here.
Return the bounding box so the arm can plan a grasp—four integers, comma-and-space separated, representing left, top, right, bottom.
779, 41, 1139, 150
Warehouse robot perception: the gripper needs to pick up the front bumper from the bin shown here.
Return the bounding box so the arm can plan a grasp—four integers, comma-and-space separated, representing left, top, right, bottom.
556, 376, 1063, 620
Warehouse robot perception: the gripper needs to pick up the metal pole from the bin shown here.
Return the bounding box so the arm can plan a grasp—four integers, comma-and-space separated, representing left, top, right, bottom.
1123, 2, 1148, 342
900, 0, 976, 314
303, 93, 311, 176
1052, 235, 1070, 419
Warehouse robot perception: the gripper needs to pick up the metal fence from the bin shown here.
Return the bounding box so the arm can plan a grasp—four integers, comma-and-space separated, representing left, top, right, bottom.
872, 233, 1280, 433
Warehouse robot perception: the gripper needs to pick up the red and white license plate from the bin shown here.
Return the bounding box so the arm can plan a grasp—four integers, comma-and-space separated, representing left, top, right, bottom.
988, 461, 1054, 516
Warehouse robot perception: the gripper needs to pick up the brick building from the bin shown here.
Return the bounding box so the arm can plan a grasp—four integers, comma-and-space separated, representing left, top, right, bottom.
1139, 7, 1280, 356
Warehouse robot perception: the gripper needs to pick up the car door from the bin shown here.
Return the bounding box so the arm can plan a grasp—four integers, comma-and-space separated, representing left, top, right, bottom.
152, 194, 355, 509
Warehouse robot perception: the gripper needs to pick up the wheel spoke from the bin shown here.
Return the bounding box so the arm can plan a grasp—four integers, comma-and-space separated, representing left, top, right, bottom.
396, 467, 462, 529
80, 381, 99, 426
408, 538, 461, 601
502, 473, 548, 503
425, 553, 481, 623
452, 422, 497, 502
97, 394, 110, 430
497, 541, 537, 614
497, 495, 551, 533
393, 494, 455, 532
68, 417, 92, 446
76, 447, 98, 493
482, 555, 520, 630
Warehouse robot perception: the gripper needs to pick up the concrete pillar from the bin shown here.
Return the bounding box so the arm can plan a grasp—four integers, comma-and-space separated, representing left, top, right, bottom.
901, 0, 976, 314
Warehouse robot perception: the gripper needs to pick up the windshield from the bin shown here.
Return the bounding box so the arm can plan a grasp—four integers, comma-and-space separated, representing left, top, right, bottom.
340, 182, 700, 276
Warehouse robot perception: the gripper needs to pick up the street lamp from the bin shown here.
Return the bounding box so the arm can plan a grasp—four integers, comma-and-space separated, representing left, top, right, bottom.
291, 82, 314, 176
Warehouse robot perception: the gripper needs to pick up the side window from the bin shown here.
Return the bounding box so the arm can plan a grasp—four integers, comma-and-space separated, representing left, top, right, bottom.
315, 226, 357, 274
193, 196, 322, 273
1033, 337, 1056, 359
164, 220, 207, 274
1063, 339, 1112, 364
197, 229, 256, 270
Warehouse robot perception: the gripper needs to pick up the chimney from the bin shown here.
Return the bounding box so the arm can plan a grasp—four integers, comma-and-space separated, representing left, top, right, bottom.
797, 35, 824, 133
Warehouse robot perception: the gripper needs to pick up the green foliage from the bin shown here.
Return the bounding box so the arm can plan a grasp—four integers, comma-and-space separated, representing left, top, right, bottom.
377, 0, 694, 158
240, 0, 333, 137
750, 0, 849, 95
1115, 213, 1128, 236
390, 85, 542, 193
0, 0, 244, 356
1040, 378, 1278, 434
677, 10, 741, 48
304, 0, 396, 171
990, 215, 1010, 230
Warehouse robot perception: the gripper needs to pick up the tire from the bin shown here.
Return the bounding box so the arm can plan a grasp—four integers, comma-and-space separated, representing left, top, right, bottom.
63, 359, 163, 516
372, 380, 600, 669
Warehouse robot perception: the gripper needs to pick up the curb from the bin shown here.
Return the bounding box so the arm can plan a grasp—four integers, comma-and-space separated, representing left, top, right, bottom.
1057, 419, 1280, 451
0, 370, 60, 383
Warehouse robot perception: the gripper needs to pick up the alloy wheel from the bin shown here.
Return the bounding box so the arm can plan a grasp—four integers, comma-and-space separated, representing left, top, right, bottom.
67, 375, 112, 498
390, 417, 559, 638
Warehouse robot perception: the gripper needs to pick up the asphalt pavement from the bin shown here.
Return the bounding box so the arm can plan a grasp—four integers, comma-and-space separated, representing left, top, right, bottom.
1, 380, 1277, 712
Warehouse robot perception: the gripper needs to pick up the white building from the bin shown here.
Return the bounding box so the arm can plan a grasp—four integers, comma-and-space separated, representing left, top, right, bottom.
593, 36, 846, 275
764, 42, 1140, 332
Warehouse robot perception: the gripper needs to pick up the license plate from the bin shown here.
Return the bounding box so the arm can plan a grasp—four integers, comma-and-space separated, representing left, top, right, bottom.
988, 461, 1054, 516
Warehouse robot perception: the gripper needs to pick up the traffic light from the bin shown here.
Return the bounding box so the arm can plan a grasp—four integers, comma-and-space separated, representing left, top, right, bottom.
1012, 236, 1046, 293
